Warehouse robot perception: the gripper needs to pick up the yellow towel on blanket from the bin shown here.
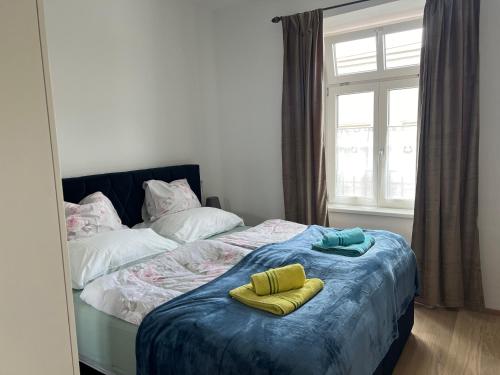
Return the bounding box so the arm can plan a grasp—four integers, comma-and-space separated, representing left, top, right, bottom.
229, 278, 324, 316
251, 263, 306, 296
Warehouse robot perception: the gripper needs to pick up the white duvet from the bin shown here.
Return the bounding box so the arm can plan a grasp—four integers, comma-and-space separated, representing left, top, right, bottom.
80, 220, 306, 325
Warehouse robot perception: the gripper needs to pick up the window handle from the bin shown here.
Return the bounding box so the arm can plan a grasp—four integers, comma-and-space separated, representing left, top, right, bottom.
378, 149, 385, 159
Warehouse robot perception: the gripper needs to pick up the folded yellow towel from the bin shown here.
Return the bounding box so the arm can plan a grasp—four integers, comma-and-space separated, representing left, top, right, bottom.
251, 263, 306, 296
229, 278, 324, 316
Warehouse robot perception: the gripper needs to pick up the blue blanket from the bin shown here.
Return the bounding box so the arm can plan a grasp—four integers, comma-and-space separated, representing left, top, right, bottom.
136, 226, 418, 375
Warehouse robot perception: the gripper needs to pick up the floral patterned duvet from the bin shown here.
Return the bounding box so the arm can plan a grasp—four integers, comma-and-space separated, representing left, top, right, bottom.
215, 219, 306, 250
80, 220, 306, 325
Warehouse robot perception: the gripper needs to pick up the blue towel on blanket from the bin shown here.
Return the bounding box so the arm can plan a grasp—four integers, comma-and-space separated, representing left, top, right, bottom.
136, 226, 418, 375
321, 227, 365, 247
312, 232, 376, 257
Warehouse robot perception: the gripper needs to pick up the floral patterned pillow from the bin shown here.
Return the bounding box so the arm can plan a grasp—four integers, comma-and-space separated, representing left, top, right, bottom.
65, 192, 125, 241
142, 179, 201, 221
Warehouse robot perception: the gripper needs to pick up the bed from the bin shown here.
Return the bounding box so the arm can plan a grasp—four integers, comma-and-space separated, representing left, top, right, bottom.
62, 164, 417, 375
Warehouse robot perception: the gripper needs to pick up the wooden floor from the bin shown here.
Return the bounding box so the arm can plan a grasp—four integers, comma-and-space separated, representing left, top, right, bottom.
394, 306, 500, 374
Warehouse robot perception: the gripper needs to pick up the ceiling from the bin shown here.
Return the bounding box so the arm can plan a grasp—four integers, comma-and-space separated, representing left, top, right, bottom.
190, 0, 250, 10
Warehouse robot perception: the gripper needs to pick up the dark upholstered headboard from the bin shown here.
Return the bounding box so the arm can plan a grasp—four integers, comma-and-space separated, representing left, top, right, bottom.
62, 164, 201, 227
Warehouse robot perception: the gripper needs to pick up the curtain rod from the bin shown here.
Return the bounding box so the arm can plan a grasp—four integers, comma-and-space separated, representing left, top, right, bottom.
271, 0, 373, 23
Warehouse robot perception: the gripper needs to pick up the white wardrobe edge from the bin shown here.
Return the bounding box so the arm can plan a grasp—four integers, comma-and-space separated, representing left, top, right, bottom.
36, 1, 80, 373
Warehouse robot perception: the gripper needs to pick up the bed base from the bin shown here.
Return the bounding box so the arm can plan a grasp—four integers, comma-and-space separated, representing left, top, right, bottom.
374, 300, 414, 374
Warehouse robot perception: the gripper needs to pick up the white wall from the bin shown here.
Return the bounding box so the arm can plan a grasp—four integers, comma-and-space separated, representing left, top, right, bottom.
40, 1, 199, 195
479, 0, 500, 310
192, 5, 225, 200
333, 213, 413, 242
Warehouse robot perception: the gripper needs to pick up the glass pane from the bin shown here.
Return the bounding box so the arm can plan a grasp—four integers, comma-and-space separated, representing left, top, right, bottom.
334, 36, 377, 76
337, 91, 374, 128
385, 87, 419, 200
335, 91, 374, 199
384, 28, 422, 69
388, 87, 418, 126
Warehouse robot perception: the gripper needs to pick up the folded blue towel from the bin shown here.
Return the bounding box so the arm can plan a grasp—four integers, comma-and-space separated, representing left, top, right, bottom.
312, 235, 375, 257
321, 228, 365, 247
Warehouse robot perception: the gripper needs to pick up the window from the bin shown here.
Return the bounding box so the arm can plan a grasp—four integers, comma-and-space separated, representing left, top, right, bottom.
325, 20, 422, 209
334, 36, 377, 75
384, 29, 422, 69
334, 88, 375, 201
383, 85, 418, 202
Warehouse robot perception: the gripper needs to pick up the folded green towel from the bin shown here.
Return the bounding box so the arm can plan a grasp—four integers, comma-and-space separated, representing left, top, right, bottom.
229, 278, 324, 316
321, 228, 365, 247
251, 263, 306, 296
312, 235, 375, 257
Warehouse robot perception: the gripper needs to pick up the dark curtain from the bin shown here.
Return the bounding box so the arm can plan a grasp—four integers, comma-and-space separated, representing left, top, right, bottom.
412, 0, 483, 309
281, 9, 329, 226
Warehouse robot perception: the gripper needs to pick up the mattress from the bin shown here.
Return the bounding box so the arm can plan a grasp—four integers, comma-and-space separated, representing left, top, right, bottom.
75, 226, 251, 375
74, 290, 137, 375
135, 226, 417, 375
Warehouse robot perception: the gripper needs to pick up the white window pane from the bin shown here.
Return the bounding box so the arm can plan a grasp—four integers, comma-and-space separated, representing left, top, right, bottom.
338, 91, 374, 127
334, 37, 377, 76
335, 92, 374, 199
384, 28, 422, 69
388, 87, 418, 127
385, 87, 419, 200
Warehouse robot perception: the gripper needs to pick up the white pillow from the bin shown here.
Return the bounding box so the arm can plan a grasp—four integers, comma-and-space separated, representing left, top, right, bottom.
69, 228, 179, 289
141, 207, 244, 243
142, 179, 201, 221
65, 192, 125, 241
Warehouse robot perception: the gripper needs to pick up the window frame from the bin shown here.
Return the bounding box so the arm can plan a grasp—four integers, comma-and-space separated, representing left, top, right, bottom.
325, 19, 422, 210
